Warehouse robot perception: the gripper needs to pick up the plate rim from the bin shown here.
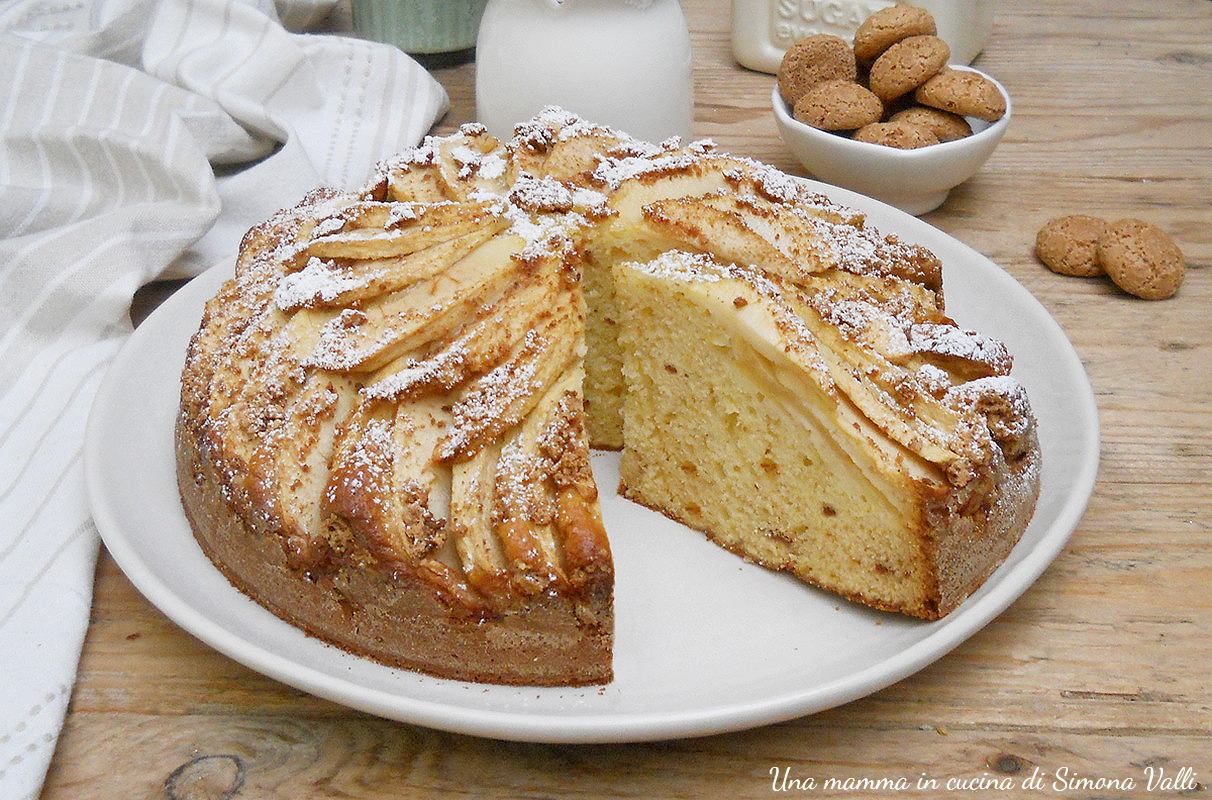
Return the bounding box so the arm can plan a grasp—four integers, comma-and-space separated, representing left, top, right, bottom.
84, 180, 1100, 743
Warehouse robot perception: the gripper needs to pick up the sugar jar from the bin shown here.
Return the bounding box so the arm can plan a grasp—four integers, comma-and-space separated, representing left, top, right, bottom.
475, 0, 695, 142
730, 0, 995, 74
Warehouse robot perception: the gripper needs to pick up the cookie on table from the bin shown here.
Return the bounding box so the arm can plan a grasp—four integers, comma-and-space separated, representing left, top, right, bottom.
1097, 218, 1185, 300
888, 105, 972, 142
853, 5, 938, 64
868, 35, 950, 102
854, 119, 940, 149
1035, 214, 1107, 277
777, 34, 858, 106
915, 68, 1006, 121
793, 80, 884, 131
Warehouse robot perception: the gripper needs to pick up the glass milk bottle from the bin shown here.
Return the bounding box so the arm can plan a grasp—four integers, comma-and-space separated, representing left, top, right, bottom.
475, 0, 695, 142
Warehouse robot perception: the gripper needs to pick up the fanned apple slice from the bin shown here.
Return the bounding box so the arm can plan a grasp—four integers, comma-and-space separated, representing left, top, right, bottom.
276, 220, 509, 311
304, 200, 452, 235
267, 372, 359, 569
362, 264, 560, 402
646, 188, 941, 294
383, 157, 450, 204
323, 395, 449, 562
321, 400, 398, 557
379, 127, 505, 203
506, 109, 625, 183
449, 443, 512, 600
698, 192, 842, 273
296, 202, 503, 264
532, 383, 610, 597
200, 307, 302, 512
489, 367, 588, 598
716, 161, 866, 228
535, 129, 630, 183
776, 272, 997, 478
180, 276, 270, 423
303, 233, 526, 373
438, 295, 582, 462
433, 127, 506, 198
644, 194, 824, 277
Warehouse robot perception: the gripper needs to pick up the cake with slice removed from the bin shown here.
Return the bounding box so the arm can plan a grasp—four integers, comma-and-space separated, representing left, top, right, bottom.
176, 107, 1040, 686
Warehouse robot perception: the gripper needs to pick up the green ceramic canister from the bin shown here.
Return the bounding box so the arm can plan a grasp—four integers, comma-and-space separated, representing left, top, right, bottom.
352, 0, 490, 64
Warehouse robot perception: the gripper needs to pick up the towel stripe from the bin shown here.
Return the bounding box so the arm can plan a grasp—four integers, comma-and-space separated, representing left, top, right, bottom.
0, 520, 96, 635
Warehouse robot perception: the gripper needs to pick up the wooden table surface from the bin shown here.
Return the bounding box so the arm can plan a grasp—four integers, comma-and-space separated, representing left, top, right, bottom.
44, 1, 1211, 797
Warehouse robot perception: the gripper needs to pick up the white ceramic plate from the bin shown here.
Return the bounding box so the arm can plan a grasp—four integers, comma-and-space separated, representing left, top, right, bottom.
85, 182, 1099, 743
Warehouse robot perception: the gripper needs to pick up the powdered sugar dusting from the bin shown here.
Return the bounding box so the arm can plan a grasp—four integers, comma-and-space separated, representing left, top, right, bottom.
440, 331, 546, 461
592, 150, 703, 189
303, 308, 374, 371
329, 415, 394, 504
629, 250, 724, 284
909, 323, 1012, 373
385, 203, 422, 227
451, 144, 508, 182
363, 338, 472, 401
312, 215, 346, 237
915, 363, 953, 394
275, 257, 375, 310
512, 106, 619, 153
947, 375, 1034, 442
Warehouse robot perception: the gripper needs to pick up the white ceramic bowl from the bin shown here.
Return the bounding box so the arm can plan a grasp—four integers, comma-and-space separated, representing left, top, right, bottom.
772, 66, 1011, 215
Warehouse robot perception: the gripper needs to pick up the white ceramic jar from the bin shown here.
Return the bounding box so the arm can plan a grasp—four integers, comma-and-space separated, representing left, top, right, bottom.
730, 0, 994, 73
475, 0, 695, 142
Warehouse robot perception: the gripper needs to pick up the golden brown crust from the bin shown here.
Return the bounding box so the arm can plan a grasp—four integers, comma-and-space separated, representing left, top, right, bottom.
177, 415, 611, 684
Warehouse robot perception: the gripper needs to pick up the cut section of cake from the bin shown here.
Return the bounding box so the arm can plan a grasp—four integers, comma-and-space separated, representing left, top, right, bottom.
615, 251, 1039, 619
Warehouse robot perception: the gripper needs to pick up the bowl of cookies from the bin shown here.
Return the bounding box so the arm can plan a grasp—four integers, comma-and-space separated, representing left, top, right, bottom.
771, 5, 1010, 215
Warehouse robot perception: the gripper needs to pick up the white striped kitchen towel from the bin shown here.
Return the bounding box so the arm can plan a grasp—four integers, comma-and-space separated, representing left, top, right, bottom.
0, 1, 448, 796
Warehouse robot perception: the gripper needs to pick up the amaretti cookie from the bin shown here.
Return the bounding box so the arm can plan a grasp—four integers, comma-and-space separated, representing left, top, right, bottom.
794, 80, 884, 131
1035, 215, 1107, 277
854, 119, 941, 149
853, 4, 938, 64
868, 35, 951, 102
777, 34, 858, 106
1097, 218, 1185, 300
889, 106, 973, 142
915, 68, 1006, 121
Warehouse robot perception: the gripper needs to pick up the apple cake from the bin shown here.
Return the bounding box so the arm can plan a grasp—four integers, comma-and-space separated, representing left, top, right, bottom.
176, 108, 1040, 686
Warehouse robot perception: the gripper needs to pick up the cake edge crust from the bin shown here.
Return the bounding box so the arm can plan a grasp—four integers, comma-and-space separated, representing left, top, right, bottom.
174, 412, 614, 688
